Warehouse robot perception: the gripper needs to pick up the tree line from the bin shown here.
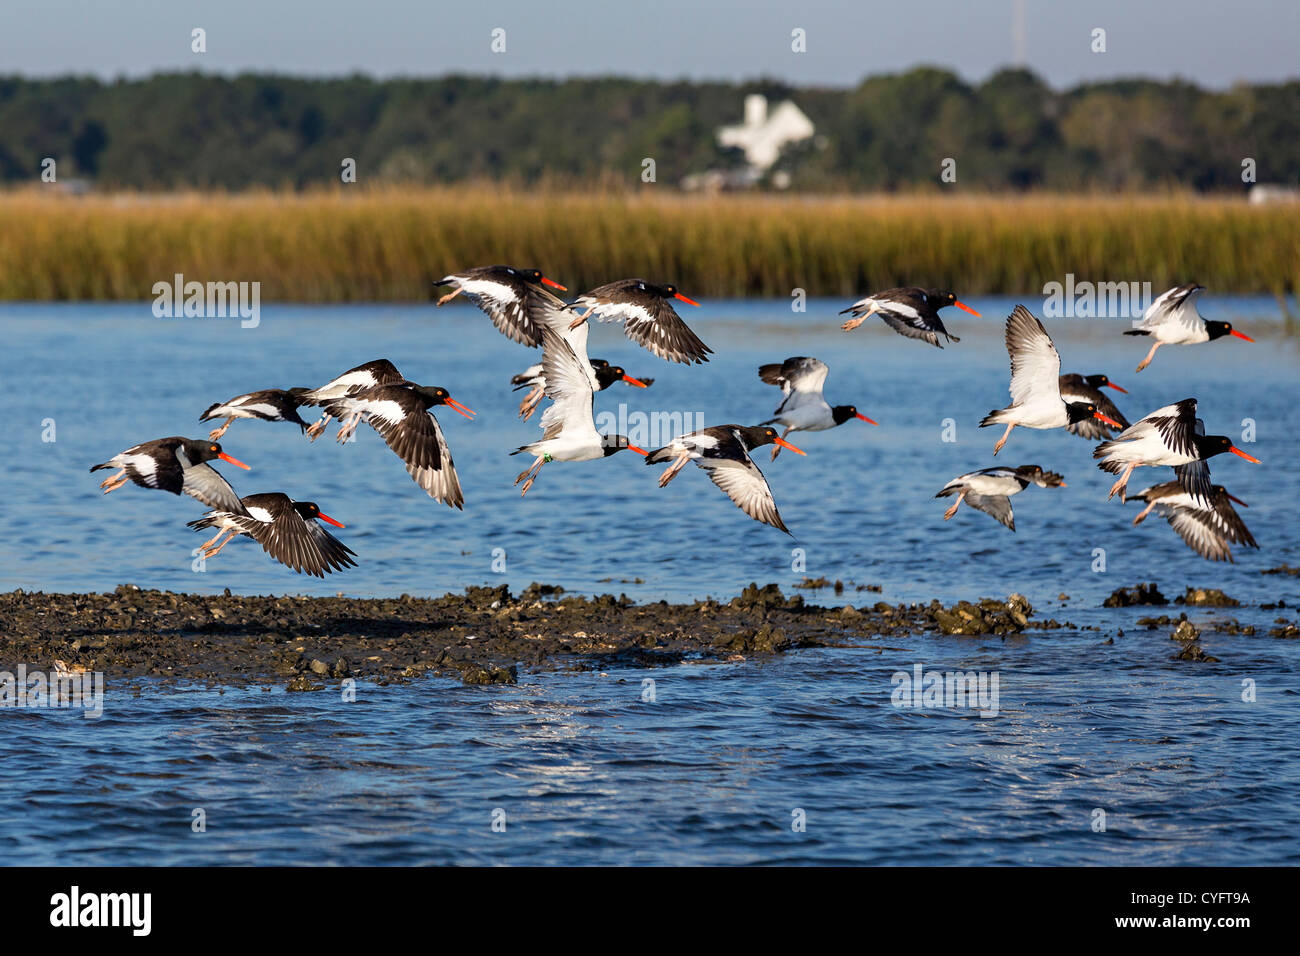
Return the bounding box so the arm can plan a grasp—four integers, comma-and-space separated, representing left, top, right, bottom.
1, 68, 1296, 191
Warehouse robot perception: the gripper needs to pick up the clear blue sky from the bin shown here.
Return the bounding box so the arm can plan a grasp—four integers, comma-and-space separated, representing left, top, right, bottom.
1, 0, 1296, 89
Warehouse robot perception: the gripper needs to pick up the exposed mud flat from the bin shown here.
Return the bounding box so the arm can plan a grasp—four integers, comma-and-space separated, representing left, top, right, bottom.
0, 583, 1076, 689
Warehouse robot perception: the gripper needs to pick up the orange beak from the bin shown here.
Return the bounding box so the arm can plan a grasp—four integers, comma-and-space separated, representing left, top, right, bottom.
773, 437, 806, 456
1105, 382, 1128, 394
1094, 411, 1122, 427
626, 443, 649, 456
621, 375, 649, 388
444, 396, 475, 419
1231, 329, 1254, 342
541, 276, 567, 292
674, 292, 701, 307
953, 299, 981, 316
217, 452, 250, 470
316, 512, 345, 528
855, 412, 879, 425
1230, 446, 1261, 463
1225, 491, 1249, 507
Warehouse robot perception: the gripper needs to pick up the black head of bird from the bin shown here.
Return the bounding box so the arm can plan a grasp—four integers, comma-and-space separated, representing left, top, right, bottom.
293, 501, 345, 527
832, 405, 879, 426
741, 426, 806, 456
655, 283, 701, 307
1014, 465, 1066, 488
932, 291, 981, 316
595, 365, 650, 390
1082, 374, 1127, 393
1194, 434, 1261, 464
601, 434, 650, 457
1205, 320, 1254, 343
184, 439, 250, 470
523, 269, 567, 292
1066, 402, 1122, 428
414, 385, 475, 419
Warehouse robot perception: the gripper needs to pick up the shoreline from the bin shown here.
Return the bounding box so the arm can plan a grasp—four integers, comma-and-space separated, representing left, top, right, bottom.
2, 580, 1279, 690
1, 583, 1070, 689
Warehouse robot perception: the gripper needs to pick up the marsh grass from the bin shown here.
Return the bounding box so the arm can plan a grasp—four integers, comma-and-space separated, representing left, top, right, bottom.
1, 187, 1296, 301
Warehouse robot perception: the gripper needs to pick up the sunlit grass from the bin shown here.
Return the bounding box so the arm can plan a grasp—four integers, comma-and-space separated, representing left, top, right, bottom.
1, 187, 1296, 301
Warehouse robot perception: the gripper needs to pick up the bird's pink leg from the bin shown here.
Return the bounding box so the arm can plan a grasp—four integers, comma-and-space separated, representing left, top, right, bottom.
201, 530, 238, 560
515, 457, 546, 496
1132, 500, 1158, 526
197, 527, 227, 552
208, 417, 234, 441
99, 469, 127, 492
336, 411, 362, 443
658, 452, 691, 488
566, 307, 594, 331
943, 491, 966, 520
993, 423, 1015, 455
840, 303, 877, 332
1108, 461, 1140, 501
518, 386, 543, 421
436, 287, 462, 307
306, 414, 331, 441
1136, 341, 1161, 372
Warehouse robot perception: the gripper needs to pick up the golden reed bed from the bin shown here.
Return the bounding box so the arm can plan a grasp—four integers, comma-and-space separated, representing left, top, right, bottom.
1, 188, 1297, 301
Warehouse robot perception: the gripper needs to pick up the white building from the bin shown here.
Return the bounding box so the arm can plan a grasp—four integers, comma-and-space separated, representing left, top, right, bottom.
716, 94, 815, 173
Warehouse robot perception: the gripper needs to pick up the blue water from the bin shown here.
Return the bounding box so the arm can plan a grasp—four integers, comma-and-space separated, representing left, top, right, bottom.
2, 298, 1299, 865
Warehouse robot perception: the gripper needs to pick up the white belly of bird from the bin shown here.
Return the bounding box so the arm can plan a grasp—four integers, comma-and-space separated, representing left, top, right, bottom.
779, 402, 833, 430
964, 474, 1023, 497
536, 435, 604, 462
1014, 400, 1069, 429
1108, 433, 1196, 466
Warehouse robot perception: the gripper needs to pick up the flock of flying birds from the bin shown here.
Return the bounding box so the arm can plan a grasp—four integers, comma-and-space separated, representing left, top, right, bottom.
89, 269, 1263, 576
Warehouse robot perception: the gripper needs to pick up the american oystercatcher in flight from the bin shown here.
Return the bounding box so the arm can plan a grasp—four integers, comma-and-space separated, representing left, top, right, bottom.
301, 359, 406, 441
434, 265, 568, 347
564, 278, 712, 364
1058, 373, 1131, 440
935, 465, 1066, 531
320, 383, 473, 508
188, 493, 356, 576
757, 356, 878, 460
1128, 481, 1258, 563
90, 437, 250, 513
981, 306, 1123, 455
839, 287, 979, 347
644, 425, 805, 534
1125, 284, 1253, 372
1093, 398, 1261, 503
510, 358, 650, 422
510, 326, 649, 496
200, 387, 312, 441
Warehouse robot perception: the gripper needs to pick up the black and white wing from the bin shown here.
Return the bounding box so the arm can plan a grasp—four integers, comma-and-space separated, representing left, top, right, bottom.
355, 391, 464, 508
760, 356, 830, 415
963, 493, 1015, 531
303, 360, 404, 405
234, 496, 357, 577
576, 281, 712, 365
537, 325, 600, 443
180, 462, 246, 514
445, 268, 563, 347
1005, 305, 1062, 408
1136, 283, 1205, 336
1162, 506, 1235, 562
695, 441, 790, 534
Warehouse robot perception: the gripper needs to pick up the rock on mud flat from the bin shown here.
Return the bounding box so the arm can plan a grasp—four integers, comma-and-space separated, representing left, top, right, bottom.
0, 584, 1056, 689
1103, 583, 1168, 607
1176, 587, 1239, 607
